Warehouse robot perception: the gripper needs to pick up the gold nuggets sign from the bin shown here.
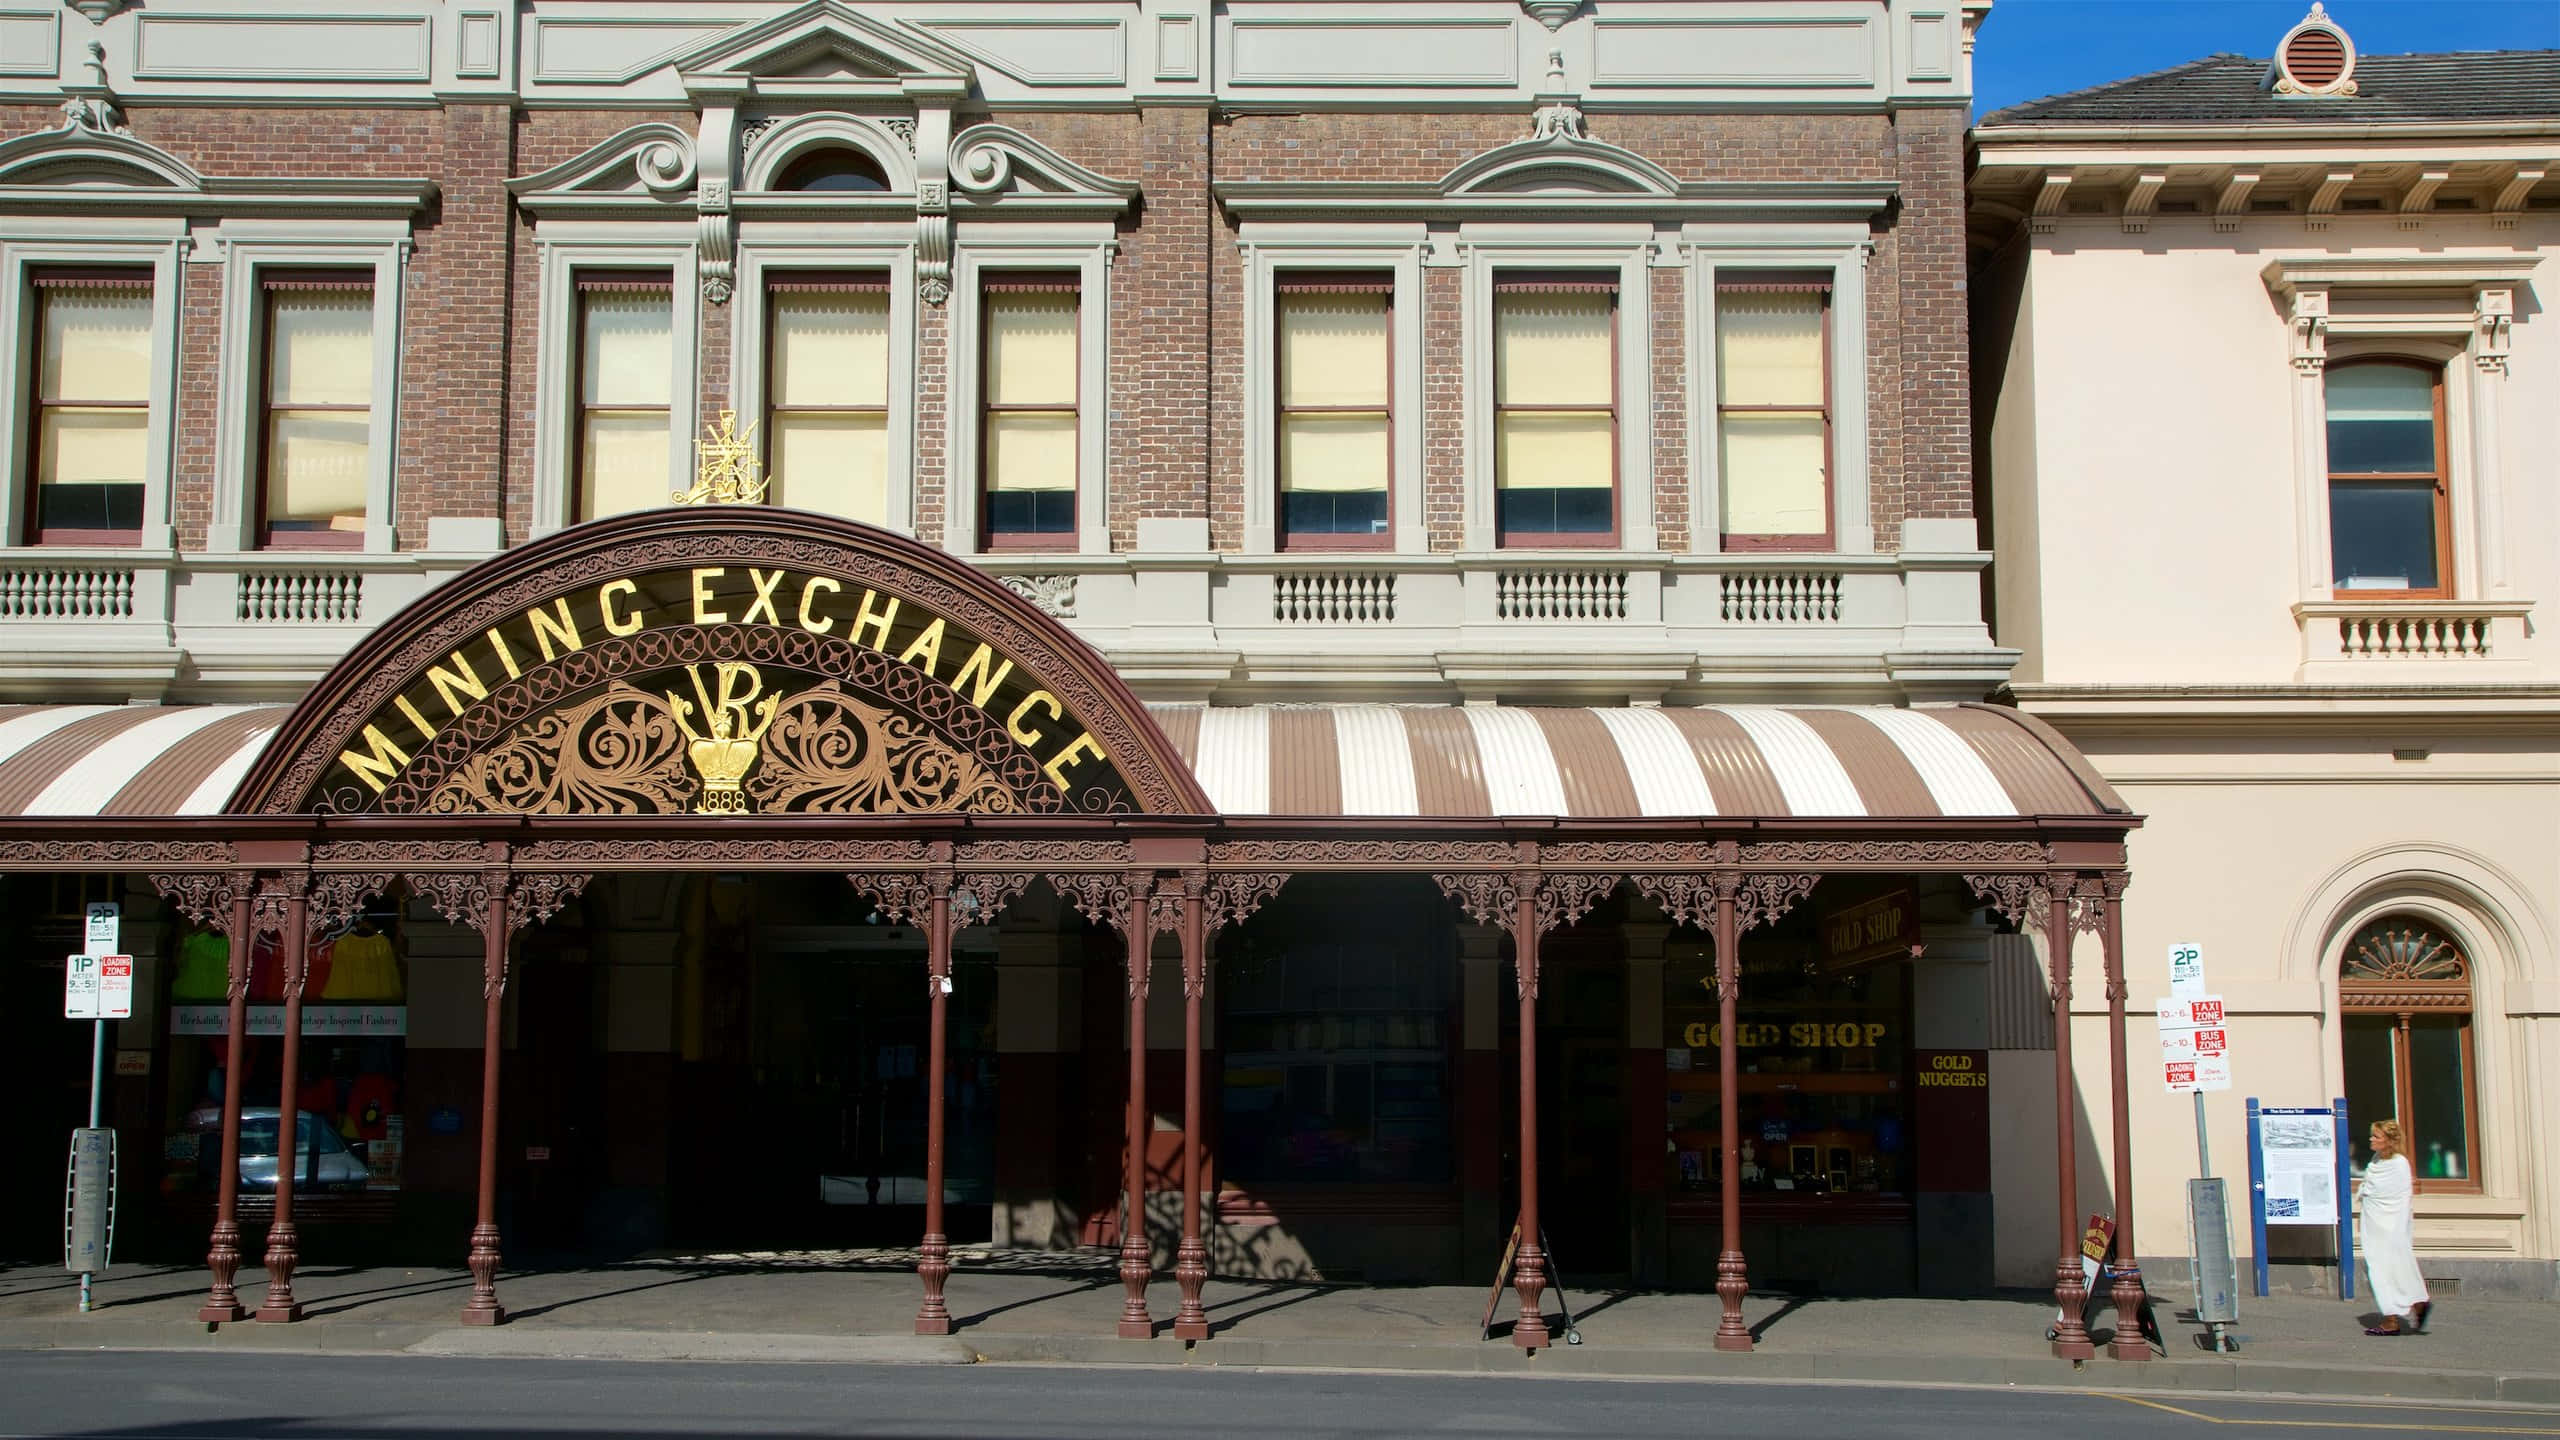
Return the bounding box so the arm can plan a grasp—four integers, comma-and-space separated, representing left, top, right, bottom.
321, 565, 1125, 817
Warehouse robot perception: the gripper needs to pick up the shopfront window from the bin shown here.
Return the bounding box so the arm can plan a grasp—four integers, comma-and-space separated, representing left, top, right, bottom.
1662, 891, 1912, 1202
163, 898, 409, 1205
1219, 877, 1454, 1186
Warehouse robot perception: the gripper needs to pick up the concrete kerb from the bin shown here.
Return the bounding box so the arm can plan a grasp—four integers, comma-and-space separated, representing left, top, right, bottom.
7, 1320, 2560, 1408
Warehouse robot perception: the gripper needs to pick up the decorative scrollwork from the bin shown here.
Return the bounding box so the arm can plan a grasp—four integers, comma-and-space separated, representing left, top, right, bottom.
1734, 873, 1818, 934
309, 873, 395, 934
1050, 871, 1140, 932
953, 871, 1036, 925
152, 872, 251, 937
1204, 872, 1289, 933
847, 872, 938, 926
1966, 873, 2052, 930
0, 840, 230, 868
997, 574, 1076, 618
752, 683, 1022, 814
509, 872, 590, 931
513, 838, 935, 869
1627, 872, 1734, 932
1536, 873, 1619, 934
1433, 871, 1523, 933
1148, 879, 1187, 936
1747, 839, 2049, 869
2344, 917, 2470, 986
960, 839, 1130, 869
408, 872, 498, 932
251, 875, 299, 939
2068, 872, 2122, 937
1219, 839, 1515, 869
427, 683, 694, 815
1546, 840, 1736, 870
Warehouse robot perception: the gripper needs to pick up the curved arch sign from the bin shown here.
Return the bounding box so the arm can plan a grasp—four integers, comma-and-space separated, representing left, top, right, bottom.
228, 510, 1208, 818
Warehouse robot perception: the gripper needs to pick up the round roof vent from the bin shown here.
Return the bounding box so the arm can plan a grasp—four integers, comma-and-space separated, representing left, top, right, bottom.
2274, 4, 2358, 96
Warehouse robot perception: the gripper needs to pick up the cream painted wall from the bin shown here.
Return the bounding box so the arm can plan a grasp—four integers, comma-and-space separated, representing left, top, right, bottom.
1992, 215, 2558, 688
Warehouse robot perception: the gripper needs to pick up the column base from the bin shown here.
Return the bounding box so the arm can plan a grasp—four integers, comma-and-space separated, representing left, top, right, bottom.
1118, 1319, 1156, 1340
253, 1302, 303, 1324
1713, 1330, 1754, 1353
2050, 1336, 2095, 1361
2109, 1336, 2152, 1361
914, 1316, 953, 1337
1173, 1319, 1209, 1342
197, 1303, 247, 1325
460, 1305, 506, 1327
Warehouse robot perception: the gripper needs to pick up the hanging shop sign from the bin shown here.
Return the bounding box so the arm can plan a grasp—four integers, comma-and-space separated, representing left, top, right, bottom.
229, 510, 1207, 818
1819, 889, 1920, 972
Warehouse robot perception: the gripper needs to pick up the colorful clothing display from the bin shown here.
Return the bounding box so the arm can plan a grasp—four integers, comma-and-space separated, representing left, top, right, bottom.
171, 930, 231, 1001
319, 930, 401, 1001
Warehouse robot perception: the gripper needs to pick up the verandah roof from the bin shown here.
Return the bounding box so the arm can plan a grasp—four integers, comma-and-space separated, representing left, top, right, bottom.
0, 700, 2125, 821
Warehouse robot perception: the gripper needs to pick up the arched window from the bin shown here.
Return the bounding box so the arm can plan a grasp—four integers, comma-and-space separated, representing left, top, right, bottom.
2340, 915, 2477, 1189
774, 146, 891, 194
2325, 361, 2447, 598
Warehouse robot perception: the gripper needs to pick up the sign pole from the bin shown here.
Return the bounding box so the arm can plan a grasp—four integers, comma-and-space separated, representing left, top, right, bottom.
65, 901, 124, 1313
2334, 1097, 2356, 1302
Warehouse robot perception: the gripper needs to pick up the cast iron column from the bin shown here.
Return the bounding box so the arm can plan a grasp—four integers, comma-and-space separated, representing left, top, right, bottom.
462, 874, 513, 1324
915, 877, 954, 1336
2048, 884, 2094, 1359
1712, 881, 1752, 1351
1510, 877, 1551, 1350
2098, 876, 2147, 1360
255, 882, 310, 1323
1118, 878, 1155, 1339
201, 881, 256, 1323
1173, 874, 1210, 1341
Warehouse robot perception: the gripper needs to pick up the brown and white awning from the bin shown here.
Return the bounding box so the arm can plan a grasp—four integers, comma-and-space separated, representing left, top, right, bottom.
0, 700, 2122, 821
0, 704, 288, 816
1147, 702, 2125, 818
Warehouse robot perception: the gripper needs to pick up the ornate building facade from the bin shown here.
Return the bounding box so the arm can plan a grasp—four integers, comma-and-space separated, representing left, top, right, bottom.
0, 0, 2157, 1361
1972, 11, 2559, 1296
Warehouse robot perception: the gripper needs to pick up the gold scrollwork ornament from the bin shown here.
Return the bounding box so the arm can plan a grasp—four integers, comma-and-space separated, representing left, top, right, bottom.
675, 409, 773, 506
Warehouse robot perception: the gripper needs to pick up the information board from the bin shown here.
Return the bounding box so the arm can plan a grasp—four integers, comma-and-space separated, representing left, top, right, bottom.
2257, 1108, 2339, 1226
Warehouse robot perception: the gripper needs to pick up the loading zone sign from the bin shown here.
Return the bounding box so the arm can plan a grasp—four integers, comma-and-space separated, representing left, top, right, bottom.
2157, 996, 2231, 1093
64, 954, 132, 1021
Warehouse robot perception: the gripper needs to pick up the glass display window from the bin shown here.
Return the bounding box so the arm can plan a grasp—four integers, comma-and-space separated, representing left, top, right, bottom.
1661, 894, 1913, 1205
161, 900, 409, 1204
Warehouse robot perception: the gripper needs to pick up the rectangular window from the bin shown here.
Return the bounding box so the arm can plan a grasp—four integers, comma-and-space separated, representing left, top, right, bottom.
259, 277, 373, 549
2326, 362, 2447, 597
1493, 278, 1616, 546
766, 274, 890, 526
1717, 281, 1832, 549
981, 277, 1079, 547
575, 275, 675, 522
1277, 275, 1391, 548
28, 273, 151, 545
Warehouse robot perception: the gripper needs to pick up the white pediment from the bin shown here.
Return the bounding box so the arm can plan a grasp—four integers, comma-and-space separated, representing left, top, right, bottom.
950, 124, 1137, 211
666, 0, 976, 95
506, 122, 698, 209
0, 123, 205, 193
1441, 135, 1680, 199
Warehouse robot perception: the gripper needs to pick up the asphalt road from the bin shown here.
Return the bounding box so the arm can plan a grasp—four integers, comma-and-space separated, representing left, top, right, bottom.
2, 1351, 2554, 1439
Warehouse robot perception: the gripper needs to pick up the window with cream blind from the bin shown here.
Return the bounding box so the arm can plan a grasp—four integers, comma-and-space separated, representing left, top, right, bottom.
2326, 361, 2448, 598
1493, 280, 1615, 544
260, 279, 374, 548
1277, 277, 1392, 546
766, 276, 890, 525
576, 277, 675, 522
981, 279, 1078, 545
29, 275, 151, 544
1716, 283, 1831, 549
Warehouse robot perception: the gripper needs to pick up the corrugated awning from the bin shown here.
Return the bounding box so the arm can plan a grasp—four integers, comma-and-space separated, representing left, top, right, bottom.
1147, 702, 2128, 819
0, 704, 288, 817
0, 700, 2124, 821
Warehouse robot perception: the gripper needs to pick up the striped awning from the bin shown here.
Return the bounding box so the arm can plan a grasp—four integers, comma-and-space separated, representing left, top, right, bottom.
0, 704, 288, 817
0, 700, 2123, 821
1148, 702, 2127, 819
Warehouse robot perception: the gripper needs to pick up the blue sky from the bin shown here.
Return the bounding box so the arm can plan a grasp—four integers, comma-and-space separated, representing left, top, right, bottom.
1974, 0, 2560, 116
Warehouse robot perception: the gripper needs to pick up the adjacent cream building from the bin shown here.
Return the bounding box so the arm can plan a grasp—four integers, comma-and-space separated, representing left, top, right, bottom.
1972, 11, 2559, 1294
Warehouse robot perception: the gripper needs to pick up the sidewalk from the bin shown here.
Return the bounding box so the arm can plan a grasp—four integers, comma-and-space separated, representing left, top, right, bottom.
5, 1251, 2555, 1404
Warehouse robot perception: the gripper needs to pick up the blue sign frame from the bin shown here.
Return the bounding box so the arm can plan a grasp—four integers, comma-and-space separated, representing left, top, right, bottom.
2246, 1098, 2355, 1300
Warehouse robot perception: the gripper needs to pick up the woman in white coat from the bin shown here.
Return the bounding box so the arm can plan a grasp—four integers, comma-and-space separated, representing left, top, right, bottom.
2357, 1118, 2433, 1336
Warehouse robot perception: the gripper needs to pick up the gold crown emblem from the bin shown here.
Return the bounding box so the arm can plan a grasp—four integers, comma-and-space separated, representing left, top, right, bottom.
666, 662, 777, 814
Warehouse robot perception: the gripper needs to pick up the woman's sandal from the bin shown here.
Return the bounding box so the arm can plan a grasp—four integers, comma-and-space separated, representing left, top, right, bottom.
2364, 1324, 2402, 1336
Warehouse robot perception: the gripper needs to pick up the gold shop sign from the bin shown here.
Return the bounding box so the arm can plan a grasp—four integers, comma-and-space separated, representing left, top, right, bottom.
321, 564, 1125, 816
